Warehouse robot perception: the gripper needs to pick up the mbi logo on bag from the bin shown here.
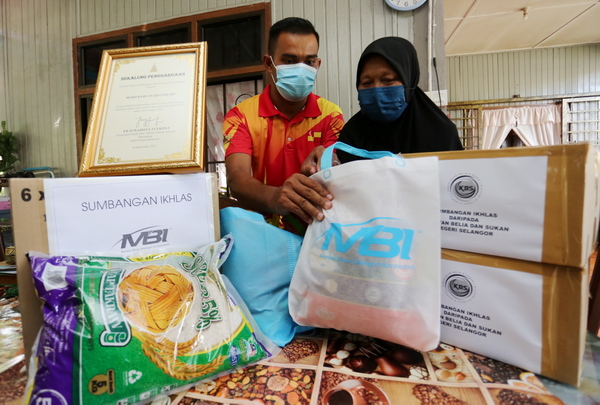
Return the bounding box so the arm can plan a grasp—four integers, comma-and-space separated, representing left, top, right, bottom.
317, 218, 416, 260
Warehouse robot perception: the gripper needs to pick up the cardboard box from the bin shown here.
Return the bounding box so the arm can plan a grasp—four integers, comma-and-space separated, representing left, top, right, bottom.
440, 248, 588, 386
11, 174, 220, 364
408, 143, 600, 267
11, 179, 48, 364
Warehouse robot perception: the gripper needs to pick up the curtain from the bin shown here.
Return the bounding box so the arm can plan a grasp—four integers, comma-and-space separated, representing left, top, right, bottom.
481, 105, 562, 149
205, 80, 263, 191
205, 85, 226, 164
481, 109, 515, 149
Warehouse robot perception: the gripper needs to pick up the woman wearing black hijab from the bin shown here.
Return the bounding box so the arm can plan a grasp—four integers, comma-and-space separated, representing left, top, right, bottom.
337, 37, 463, 163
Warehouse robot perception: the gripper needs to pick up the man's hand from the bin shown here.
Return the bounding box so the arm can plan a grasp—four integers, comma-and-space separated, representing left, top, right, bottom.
271, 172, 333, 224
226, 153, 333, 224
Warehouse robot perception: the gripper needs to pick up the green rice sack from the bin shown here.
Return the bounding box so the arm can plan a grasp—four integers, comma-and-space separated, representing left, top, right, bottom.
25, 235, 279, 404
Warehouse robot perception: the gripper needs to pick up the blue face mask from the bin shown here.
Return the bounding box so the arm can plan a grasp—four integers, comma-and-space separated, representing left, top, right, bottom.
271, 57, 318, 102
358, 85, 408, 123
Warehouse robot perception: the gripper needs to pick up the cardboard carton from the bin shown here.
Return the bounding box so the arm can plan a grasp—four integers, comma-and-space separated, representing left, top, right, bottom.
11, 174, 220, 364
11, 179, 47, 363
407, 143, 600, 267
440, 248, 588, 386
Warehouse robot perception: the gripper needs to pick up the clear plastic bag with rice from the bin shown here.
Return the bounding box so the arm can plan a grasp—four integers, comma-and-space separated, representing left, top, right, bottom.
25, 235, 279, 404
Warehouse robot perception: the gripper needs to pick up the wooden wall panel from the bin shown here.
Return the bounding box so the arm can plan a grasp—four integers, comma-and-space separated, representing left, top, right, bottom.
0, 0, 432, 177
1, 0, 78, 177
0, 2, 8, 124
77, 0, 265, 35
448, 44, 600, 102
2, 0, 595, 178
1, 0, 266, 177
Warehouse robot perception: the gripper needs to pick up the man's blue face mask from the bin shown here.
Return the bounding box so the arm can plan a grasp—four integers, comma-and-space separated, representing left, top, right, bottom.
358, 85, 408, 123
271, 56, 318, 102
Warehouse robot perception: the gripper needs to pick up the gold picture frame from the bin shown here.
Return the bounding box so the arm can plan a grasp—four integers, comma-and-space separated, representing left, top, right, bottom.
78, 42, 207, 177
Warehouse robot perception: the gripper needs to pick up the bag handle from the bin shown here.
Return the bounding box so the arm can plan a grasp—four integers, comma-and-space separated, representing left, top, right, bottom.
321, 141, 401, 170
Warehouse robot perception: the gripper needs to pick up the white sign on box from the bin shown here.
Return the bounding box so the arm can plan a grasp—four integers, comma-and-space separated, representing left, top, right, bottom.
440, 259, 543, 373
44, 173, 216, 256
439, 156, 548, 262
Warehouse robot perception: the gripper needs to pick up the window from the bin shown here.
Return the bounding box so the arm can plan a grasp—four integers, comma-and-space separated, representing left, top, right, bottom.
135, 26, 191, 47
448, 107, 480, 150
201, 16, 262, 72
134, 25, 192, 46
562, 97, 600, 146
501, 130, 524, 148
79, 38, 127, 86
73, 3, 270, 162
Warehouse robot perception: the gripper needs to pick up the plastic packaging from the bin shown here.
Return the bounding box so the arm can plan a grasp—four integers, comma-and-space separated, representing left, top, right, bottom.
25, 236, 279, 404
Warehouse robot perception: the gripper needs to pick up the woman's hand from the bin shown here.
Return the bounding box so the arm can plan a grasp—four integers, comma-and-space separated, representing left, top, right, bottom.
301, 146, 340, 176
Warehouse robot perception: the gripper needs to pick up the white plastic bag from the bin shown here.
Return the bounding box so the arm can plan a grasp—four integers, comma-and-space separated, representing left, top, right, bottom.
289, 142, 441, 351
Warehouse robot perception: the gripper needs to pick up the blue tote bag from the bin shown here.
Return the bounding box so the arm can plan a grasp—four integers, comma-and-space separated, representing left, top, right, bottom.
219, 207, 313, 347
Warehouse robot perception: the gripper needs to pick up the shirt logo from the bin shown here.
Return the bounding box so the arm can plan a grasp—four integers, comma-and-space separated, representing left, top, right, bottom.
308, 131, 321, 142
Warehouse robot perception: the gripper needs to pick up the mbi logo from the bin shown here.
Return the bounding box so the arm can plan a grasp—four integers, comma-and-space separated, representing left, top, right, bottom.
319, 219, 415, 259
115, 226, 169, 249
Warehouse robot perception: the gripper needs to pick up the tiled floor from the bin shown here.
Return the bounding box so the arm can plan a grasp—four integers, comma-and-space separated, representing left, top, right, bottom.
0, 287, 26, 405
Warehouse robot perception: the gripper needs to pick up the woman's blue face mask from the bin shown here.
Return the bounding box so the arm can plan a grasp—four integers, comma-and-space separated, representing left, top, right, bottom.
358, 85, 408, 123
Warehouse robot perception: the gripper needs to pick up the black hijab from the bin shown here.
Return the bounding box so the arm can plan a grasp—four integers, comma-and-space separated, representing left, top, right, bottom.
338, 37, 463, 162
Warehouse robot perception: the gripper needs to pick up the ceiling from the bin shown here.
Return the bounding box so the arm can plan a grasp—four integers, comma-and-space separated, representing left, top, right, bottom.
443, 0, 600, 56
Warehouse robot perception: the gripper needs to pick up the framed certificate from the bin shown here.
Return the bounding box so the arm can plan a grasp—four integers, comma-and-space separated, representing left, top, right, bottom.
78, 42, 207, 177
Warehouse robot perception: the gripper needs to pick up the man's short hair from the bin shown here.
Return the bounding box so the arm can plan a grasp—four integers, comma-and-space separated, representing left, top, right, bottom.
268, 17, 320, 55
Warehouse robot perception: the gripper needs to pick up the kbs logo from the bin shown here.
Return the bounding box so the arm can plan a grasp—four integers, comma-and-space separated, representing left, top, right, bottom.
443, 273, 476, 302
320, 219, 415, 259
448, 174, 481, 203
115, 226, 169, 249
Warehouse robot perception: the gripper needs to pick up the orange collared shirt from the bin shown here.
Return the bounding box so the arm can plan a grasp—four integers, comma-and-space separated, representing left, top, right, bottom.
223, 85, 344, 187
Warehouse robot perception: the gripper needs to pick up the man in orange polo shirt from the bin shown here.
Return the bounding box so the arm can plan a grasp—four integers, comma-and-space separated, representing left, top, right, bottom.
223, 17, 344, 235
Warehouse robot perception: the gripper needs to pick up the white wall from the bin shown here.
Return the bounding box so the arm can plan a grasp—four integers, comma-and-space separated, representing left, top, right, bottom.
1, 0, 596, 178
0, 0, 437, 177
0, 0, 77, 177
271, 0, 416, 120
447, 44, 600, 103
76, 0, 265, 35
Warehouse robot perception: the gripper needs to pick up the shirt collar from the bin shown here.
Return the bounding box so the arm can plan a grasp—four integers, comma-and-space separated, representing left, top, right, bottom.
259, 84, 321, 119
